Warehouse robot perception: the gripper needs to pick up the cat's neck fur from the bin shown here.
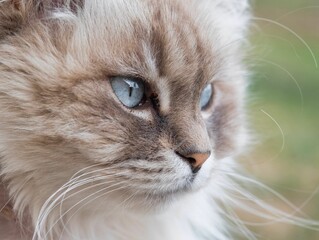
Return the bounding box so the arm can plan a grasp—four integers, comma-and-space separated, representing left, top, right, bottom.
1, 162, 230, 240
0, 182, 31, 240
0, 1, 249, 239
58, 184, 225, 240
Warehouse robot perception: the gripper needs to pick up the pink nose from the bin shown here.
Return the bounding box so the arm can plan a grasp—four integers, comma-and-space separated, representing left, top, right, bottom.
176, 151, 211, 173
185, 152, 210, 168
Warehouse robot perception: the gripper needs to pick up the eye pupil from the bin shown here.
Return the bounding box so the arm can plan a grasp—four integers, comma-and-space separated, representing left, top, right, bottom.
111, 77, 145, 108
200, 84, 213, 110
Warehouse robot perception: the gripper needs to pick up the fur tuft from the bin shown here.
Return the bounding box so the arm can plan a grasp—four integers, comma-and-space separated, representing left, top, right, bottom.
2, 1, 316, 240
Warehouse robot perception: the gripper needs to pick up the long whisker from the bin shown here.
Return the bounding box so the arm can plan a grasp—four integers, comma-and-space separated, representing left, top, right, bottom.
260, 109, 285, 160
33, 177, 114, 240
57, 176, 124, 228
252, 17, 318, 68
43, 166, 159, 228
33, 165, 126, 240
34, 171, 108, 232
35, 179, 122, 240
221, 171, 319, 230
257, 58, 304, 108
35, 176, 117, 228
59, 186, 141, 240
35, 165, 125, 224
222, 203, 258, 240
277, 6, 319, 21
223, 172, 307, 217
0, 178, 30, 214
52, 182, 129, 240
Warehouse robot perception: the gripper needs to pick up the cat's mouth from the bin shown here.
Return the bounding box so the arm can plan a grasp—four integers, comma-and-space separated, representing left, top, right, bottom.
138, 172, 207, 200
129, 184, 192, 209
90, 156, 213, 209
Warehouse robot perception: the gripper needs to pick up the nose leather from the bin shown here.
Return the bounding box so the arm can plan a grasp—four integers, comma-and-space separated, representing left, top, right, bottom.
185, 152, 210, 168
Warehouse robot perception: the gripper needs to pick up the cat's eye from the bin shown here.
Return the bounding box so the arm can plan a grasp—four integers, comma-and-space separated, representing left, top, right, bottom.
200, 84, 213, 110
110, 77, 145, 108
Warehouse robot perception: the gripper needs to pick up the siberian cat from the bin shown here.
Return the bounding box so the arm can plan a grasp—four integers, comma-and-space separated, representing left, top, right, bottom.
0, 0, 263, 239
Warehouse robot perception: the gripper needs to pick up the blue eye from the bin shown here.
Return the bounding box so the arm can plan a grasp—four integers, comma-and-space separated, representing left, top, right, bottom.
111, 77, 145, 108
200, 84, 213, 110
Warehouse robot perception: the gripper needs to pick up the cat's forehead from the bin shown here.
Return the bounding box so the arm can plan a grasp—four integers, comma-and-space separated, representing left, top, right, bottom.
69, 0, 216, 88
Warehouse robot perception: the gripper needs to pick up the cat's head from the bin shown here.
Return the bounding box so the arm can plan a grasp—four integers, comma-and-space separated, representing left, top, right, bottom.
0, 0, 249, 217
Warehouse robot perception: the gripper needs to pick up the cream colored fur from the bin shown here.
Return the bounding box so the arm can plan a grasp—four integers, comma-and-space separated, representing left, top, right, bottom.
0, 0, 253, 239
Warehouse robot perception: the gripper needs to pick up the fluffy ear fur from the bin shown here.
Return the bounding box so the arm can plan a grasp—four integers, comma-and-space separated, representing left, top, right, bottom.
0, 0, 83, 40
0, 0, 249, 40
0, 0, 27, 39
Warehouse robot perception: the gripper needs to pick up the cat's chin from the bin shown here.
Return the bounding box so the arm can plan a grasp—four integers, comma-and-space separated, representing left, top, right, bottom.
118, 177, 210, 214
119, 191, 189, 214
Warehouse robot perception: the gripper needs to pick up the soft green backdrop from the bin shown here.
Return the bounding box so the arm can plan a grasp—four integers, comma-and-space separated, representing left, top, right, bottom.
245, 0, 319, 239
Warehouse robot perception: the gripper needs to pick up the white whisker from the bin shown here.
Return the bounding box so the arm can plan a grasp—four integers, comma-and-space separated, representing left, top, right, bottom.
277, 6, 319, 21
0, 178, 29, 214
253, 17, 318, 68
223, 203, 258, 240
57, 183, 130, 240
36, 180, 123, 240
260, 109, 285, 159
219, 171, 319, 230
257, 58, 304, 108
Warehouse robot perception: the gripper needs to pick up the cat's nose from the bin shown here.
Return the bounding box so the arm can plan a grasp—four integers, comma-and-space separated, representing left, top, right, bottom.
176, 151, 211, 173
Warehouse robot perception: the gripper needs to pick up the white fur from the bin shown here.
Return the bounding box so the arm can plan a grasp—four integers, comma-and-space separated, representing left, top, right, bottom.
4, 1, 318, 240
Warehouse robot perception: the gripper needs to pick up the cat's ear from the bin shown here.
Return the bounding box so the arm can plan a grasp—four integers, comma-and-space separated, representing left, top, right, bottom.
195, 0, 250, 41
0, 0, 83, 39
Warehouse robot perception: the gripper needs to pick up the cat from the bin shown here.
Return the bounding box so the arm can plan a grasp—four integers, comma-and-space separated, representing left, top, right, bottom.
0, 0, 261, 239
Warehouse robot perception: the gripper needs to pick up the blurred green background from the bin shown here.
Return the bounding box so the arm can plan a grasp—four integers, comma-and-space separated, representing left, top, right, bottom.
245, 0, 319, 239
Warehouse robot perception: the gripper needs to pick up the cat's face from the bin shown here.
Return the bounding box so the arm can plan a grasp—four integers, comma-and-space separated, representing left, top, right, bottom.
0, 0, 249, 213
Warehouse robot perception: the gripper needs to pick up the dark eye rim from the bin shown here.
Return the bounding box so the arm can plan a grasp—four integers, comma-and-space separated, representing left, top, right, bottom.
200, 83, 214, 111
109, 75, 153, 110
